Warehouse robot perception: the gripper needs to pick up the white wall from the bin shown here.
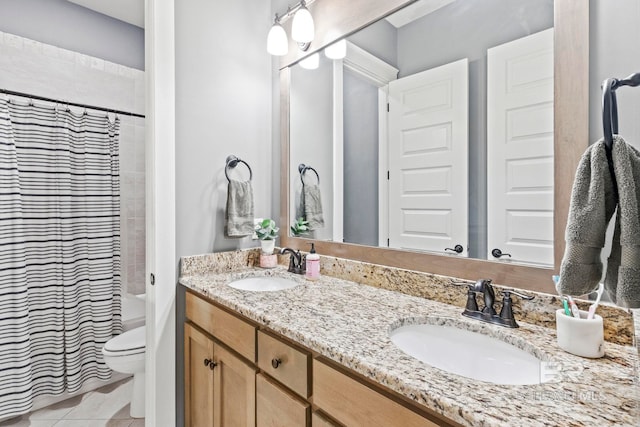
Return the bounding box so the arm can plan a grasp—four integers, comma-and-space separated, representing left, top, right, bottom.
289, 57, 334, 242
0, 30, 146, 294
175, 0, 273, 258
589, 0, 640, 148
0, 0, 144, 70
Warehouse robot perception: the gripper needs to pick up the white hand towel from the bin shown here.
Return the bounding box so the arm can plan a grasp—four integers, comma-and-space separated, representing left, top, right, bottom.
225, 180, 254, 237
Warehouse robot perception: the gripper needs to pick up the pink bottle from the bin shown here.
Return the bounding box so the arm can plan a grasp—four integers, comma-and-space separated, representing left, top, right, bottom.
305, 243, 320, 280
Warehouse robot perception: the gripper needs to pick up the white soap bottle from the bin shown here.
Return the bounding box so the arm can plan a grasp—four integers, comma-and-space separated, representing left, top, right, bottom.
305, 243, 320, 281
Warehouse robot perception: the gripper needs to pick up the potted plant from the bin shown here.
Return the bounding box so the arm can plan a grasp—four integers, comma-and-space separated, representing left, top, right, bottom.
290, 217, 310, 237
255, 218, 279, 267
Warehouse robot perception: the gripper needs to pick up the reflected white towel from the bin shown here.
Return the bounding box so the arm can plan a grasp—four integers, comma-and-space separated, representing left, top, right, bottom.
297, 184, 324, 230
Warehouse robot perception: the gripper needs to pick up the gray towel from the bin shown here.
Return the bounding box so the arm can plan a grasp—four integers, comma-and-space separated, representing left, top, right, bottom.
559, 137, 640, 308
558, 140, 616, 296
298, 184, 324, 230
225, 180, 254, 237
604, 137, 640, 307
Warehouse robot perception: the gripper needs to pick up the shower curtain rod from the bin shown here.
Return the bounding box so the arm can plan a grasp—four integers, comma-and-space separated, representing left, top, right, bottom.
0, 88, 145, 118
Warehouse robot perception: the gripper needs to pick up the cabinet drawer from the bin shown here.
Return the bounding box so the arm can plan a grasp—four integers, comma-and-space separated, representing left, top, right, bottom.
258, 330, 310, 398
185, 291, 256, 362
313, 360, 437, 427
312, 411, 340, 427
257, 373, 310, 427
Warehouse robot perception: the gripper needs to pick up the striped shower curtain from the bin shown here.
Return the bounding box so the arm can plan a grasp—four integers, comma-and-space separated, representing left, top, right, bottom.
0, 98, 122, 419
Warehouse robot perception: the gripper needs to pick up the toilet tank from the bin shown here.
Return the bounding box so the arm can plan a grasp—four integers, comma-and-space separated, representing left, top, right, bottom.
122, 294, 146, 331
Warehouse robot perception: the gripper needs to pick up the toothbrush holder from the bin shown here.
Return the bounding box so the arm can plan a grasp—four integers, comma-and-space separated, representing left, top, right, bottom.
555, 309, 604, 358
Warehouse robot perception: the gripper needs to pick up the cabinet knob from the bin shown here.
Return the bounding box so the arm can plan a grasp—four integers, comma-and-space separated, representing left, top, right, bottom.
204, 358, 217, 370
271, 358, 282, 369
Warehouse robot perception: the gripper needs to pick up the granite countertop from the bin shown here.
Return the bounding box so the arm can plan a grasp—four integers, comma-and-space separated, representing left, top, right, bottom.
179, 266, 639, 427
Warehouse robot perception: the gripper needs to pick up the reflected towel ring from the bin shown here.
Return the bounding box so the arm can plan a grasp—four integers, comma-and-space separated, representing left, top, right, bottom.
298, 163, 319, 185
225, 155, 253, 182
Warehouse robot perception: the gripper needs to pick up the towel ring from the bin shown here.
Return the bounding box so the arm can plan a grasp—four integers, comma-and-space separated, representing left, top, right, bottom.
225, 155, 253, 182
600, 72, 640, 203
602, 72, 640, 150
602, 78, 618, 150
298, 164, 319, 185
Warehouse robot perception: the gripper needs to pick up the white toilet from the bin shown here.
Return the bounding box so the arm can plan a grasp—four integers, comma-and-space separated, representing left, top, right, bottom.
102, 325, 146, 418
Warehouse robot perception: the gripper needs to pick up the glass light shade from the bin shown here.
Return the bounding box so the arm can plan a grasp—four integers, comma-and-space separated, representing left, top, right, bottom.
324, 39, 347, 59
291, 5, 314, 43
299, 53, 319, 70
267, 23, 288, 56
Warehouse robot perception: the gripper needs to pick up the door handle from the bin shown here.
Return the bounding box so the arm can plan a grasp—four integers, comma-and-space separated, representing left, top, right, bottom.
445, 244, 464, 254
491, 248, 512, 258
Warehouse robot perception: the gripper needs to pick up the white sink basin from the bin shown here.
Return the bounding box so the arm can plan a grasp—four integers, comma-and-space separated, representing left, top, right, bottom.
390, 323, 545, 385
227, 276, 300, 292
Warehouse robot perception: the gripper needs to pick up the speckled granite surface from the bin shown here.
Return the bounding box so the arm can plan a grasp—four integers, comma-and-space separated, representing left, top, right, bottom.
179, 250, 639, 427
180, 249, 634, 345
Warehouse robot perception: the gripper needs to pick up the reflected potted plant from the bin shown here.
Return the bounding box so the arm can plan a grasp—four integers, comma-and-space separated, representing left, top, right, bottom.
255, 218, 279, 268
291, 217, 310, 237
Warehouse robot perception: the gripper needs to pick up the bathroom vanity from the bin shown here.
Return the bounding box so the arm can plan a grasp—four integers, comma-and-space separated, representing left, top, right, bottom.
178, 250, 638, 427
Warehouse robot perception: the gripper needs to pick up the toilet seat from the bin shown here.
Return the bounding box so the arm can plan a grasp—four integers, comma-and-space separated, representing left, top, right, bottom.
102, 326, 146, 418
103, 326, 145, 357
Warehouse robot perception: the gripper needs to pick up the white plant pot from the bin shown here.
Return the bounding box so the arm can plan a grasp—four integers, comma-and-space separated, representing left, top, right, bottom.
260, 239, 275, 255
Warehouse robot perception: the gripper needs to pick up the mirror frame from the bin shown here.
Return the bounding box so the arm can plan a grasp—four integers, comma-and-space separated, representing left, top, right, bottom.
279, 0, 589, 293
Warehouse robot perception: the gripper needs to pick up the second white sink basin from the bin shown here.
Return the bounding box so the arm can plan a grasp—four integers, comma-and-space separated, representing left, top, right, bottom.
227, 276, 300, 292
390, 323, 545, 385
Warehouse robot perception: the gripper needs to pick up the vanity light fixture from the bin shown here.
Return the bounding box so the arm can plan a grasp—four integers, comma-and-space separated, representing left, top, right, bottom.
299, 52, 319, 70
267, 0, 316, 55
267, 14, 288, 56
324, 39, 346, 60
291, 0, 314, 44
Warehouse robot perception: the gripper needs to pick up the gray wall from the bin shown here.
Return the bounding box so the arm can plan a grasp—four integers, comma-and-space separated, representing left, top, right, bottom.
348, 18, 398, 68
343, 71, 379, 246
175, 0, 273, 258
0, 0, 144, 70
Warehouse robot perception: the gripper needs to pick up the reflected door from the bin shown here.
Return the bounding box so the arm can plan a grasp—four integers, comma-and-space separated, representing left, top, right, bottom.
387, 59, 468, 255
487, 28, 554, 266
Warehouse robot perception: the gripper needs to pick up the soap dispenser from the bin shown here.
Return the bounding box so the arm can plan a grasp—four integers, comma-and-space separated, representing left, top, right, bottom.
305, 243, 320, 280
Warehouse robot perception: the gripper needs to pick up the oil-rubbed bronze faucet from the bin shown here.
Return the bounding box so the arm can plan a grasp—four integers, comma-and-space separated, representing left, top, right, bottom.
462, 279, 534, 328
279, 247, 305, 274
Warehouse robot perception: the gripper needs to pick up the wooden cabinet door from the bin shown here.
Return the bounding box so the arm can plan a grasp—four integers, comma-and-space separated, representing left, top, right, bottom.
185, 323, 215, 427
213, 343, 256, 427
256, 373, 310, 427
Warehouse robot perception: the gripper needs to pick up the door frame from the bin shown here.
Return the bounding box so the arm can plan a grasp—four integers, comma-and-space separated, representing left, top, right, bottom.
145, 0, 176, 425
335, 41, 398, 247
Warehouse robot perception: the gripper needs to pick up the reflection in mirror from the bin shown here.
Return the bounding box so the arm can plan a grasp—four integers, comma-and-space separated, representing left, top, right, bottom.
289, 0, 554, 266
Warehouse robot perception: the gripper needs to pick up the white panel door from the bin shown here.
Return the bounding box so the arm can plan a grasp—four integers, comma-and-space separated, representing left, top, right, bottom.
487, 28, 554, 266
388, 59, 468, 255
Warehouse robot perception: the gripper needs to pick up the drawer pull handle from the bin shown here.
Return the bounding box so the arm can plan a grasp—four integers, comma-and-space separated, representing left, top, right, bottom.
204, 358, 217, 370
271, 358, 282, 369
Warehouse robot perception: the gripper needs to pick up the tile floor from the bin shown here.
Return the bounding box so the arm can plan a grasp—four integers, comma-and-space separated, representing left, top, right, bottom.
0, 379, 144, 427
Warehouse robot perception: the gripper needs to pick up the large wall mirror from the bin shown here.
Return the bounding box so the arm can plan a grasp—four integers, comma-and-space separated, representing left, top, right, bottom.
280, 0, 588, 292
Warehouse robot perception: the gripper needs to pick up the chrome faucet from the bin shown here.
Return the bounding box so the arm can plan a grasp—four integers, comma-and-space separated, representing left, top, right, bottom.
462, 279, 534, 328
279, 247, 305, 274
